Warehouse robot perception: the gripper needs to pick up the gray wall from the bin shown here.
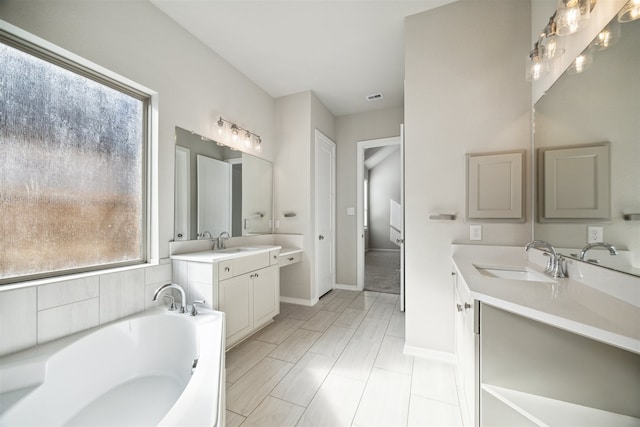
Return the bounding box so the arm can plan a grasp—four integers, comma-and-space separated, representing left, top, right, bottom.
368, 150, 401, 250
335, 107, 404, 286
404, 0, 532, 353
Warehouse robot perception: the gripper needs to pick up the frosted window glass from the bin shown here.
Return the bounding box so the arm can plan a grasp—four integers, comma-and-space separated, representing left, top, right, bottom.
0, 41, 146, 282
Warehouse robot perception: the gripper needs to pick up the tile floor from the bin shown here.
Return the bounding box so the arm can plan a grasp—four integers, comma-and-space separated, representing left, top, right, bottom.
225, 289, 464, 427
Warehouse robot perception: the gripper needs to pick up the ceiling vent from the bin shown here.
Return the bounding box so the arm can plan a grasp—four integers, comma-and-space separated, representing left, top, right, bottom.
366, 92, 384, 102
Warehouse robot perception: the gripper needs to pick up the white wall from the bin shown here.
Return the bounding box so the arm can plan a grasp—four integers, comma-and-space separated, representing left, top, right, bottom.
404, 0, 532, 354
0, 0, 276, 355
274, 91, 335, 304
368, 150, 401, 250
335, 107, 404, 286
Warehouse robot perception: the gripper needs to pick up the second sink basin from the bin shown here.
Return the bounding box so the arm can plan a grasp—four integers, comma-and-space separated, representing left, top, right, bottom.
474, 265, 557, 283
214, 247, 259, 254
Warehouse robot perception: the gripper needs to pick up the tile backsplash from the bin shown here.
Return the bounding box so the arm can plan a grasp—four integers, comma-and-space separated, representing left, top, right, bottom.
0, 260, 172, 357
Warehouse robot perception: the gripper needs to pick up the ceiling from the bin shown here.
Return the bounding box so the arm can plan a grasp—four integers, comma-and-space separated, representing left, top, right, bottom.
150, 0, 456, 117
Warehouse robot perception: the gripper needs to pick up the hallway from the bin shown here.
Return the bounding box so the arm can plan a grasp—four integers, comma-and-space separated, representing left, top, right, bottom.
364, 251, 401, 294
225, 289, 463, 426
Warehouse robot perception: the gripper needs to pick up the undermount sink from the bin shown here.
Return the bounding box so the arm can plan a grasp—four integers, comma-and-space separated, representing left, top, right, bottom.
474, 265, 557, 283
214, 247, 259, 254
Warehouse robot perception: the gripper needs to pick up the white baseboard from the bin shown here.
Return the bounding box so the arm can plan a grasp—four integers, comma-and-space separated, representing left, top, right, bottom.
403, 344, 456, 364
334, 283, 358, 291
280, 296, 318, 306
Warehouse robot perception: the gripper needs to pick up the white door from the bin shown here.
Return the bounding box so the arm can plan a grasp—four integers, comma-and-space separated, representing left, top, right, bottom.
197, 155, 231, 237
399, 125, 405, 311
174, 146, 190, 240
315, 130, 336, 298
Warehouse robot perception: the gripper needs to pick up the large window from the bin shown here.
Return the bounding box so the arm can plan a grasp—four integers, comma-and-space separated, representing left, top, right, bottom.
0, 32, 149, 284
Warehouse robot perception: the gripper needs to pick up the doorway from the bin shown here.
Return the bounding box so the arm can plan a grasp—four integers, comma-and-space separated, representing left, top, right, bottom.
356, 134, 404, 309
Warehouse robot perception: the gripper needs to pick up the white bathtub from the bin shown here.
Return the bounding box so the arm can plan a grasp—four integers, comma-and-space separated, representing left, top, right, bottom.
0, 308, 225, 427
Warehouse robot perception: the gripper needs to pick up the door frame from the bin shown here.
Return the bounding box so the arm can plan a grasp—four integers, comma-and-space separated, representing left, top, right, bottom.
356, 136, 403, 307
315, 130, 336, 300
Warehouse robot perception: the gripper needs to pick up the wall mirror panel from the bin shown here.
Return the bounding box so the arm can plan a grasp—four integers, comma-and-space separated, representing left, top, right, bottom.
533, 10, 640, 276
174, 126, 273, 241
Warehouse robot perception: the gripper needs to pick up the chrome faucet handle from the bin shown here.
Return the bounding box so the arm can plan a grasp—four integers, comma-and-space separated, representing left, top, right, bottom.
553, 255, 568, 279
163, 295, 176, 311
190, 300, 206, 317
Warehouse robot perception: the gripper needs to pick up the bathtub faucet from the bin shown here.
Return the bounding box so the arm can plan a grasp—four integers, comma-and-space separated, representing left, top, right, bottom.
153, 283, 187, 313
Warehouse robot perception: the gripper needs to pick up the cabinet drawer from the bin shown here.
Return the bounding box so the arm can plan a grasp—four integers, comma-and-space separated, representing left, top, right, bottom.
279, 252, 301, 267
219, 260, 233, 280
269, 249, 280, 266
232, 252, 270, 276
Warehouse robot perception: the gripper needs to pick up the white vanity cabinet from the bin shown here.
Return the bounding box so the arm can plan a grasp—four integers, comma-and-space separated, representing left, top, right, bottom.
220, 264, 279, 347
172, 246, 280, 349
452, 266, 478, 426
451, 246, 640, 427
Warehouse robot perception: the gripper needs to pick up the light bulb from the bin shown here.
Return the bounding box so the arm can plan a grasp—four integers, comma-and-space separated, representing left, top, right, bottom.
231, 124, 239, 141
217, 117, 224, 137
525, 43, 549, 82
592, 22, 620, 50
567, 52, 593, 74
255, 137, 262, 153
244, 131, 252, 148
556, 0, 591, 36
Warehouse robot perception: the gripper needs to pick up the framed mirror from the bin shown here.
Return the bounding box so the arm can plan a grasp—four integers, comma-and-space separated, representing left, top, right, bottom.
533, 9, 640, 276
173, 126, 273, 241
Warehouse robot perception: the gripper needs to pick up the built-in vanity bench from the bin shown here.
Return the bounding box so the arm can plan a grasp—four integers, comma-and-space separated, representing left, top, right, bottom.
451, 245, 640, 427
171, 244, 301, 349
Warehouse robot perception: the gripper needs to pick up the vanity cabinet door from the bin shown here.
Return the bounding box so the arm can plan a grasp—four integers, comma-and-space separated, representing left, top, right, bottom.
453, 267, 477, 426
219, 273, 253, 346
253, 265, 279, 327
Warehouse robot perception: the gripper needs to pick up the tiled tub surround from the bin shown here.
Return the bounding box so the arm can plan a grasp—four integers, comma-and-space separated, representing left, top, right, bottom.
0, 307, 225, 426
0, 260, 172, 357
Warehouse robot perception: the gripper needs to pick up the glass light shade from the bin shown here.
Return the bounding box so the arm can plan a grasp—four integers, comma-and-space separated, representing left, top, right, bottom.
244, 131, 252, 148
254, 137, 262, 152
542, 36, 565, 59
592, 21, 620, 50
231, 124, 239, 141
567, 52, 593, 74
556, 0, 591, 36
618, 0, 640, 22
526, 45, 549, 81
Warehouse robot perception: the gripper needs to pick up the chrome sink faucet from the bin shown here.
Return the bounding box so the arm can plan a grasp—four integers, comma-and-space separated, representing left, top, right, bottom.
152, 283, 187, 313
525, 240, 567, 279
579, 242, 617, 261
215, 231, 230, 250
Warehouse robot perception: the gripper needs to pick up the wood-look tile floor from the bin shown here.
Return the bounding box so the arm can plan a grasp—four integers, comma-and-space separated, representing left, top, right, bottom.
225, 290, 464, 427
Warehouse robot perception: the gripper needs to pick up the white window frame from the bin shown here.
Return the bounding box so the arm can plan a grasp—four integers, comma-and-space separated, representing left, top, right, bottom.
0, 20, 159, 285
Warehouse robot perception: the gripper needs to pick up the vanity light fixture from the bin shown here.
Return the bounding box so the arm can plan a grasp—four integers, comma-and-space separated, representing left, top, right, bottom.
555, 0, 595, 36
618, 0, 640, 22
215, 116, 263, 152
526, 41, 549, 82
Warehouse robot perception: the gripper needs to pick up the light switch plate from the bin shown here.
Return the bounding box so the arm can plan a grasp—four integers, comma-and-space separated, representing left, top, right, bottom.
587, 226, 603, 243
347, 207, 355, 216
470, 224, 482, 241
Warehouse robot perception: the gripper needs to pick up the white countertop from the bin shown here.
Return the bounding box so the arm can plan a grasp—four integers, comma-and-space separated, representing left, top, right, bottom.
171, 245, 281, 263
452, 247, 640, 355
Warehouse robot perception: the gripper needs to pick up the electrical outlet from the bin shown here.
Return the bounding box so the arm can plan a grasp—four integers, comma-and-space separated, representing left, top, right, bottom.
470, 224, 482, 241
587, 226, 603, 243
